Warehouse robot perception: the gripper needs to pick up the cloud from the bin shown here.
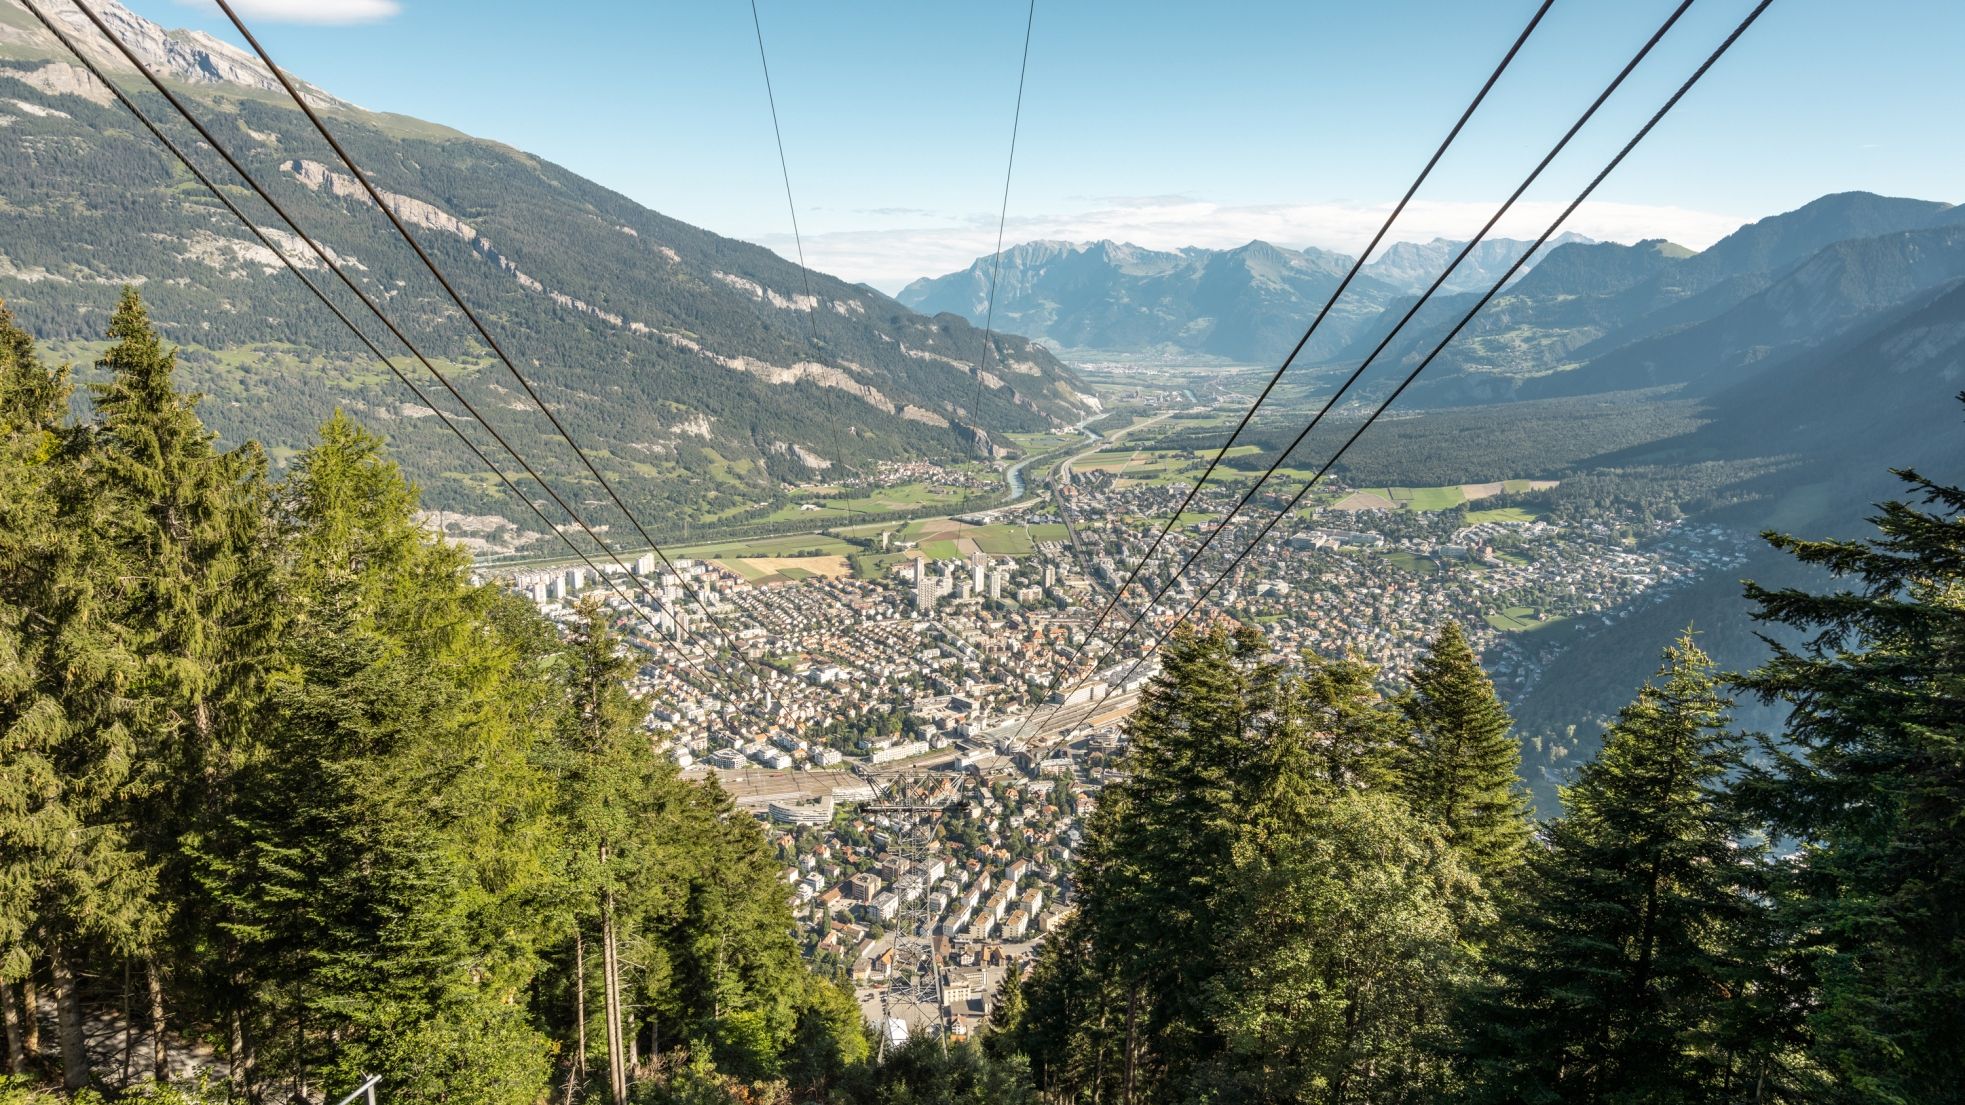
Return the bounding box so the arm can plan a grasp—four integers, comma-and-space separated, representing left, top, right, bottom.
175, 0, 401, 25
750, 196, 1750, 294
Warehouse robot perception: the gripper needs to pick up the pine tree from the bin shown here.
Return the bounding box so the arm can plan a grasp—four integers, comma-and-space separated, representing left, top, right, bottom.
199, 412, 558, 1103
0, 301, 151, 1089
87, 287, 275, 1084
1457, 634, 1785, 1104
1291, 652, 1409, 792
1734, 456, 1965, 1105
559, 597, 648, 1104
1016, 625, 1290, 1105
1399, 620, 1531, 882
1203, 791, 1486, 1105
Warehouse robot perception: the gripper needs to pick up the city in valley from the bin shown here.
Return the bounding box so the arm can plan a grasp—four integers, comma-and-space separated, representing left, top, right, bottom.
475, 402, 1751, 1044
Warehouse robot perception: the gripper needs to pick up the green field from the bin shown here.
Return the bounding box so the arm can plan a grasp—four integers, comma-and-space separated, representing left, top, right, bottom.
921, 539, 962, 560
756, 480, 978, 523
719, 559, 774, 583
1387, 485, 1468, 511
848, 551, 910, 579
1381, 550, 1439, 576
1484, 606, 1575, 634
1464, 506, 1540, 524
969, 526, 1033, 555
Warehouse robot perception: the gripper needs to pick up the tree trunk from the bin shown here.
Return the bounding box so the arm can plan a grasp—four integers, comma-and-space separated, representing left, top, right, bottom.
50, 945, 88, 1090
573, 930, 589, 1083
148, 960, 168, 1083
600, 854, 627, 1105
1120, 983, 1139, 1105
228, 1009, 246, 1097
20, 978, 40, 1059
1, 981, 23, 1074
122, 963, 135, 1085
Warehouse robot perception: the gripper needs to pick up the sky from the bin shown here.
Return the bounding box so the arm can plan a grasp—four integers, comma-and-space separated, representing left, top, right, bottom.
137, 0, 1965, 293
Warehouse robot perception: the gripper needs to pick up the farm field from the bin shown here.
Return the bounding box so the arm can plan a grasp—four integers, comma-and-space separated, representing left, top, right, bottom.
1330, 479, 1561, 514
756, 480, 980, 524
1464, 505, 1542, 524
714, 554, 853, 586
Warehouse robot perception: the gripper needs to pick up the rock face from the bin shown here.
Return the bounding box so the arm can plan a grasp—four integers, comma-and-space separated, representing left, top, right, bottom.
7, 0, 349, 106
0, 0, 1091, 528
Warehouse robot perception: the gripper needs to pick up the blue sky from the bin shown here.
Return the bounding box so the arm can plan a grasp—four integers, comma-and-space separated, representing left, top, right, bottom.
144, 0, 1963, 291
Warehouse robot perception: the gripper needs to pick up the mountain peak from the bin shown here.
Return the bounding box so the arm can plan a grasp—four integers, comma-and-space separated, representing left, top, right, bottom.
3, 0, 349, 108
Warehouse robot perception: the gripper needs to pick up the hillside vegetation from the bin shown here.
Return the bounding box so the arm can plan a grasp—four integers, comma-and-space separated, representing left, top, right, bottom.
0, 0, 1093, 539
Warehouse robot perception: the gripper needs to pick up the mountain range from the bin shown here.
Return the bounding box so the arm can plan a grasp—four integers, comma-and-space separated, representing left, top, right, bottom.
897, 233, 1589, 363
0, 0, 1094, 537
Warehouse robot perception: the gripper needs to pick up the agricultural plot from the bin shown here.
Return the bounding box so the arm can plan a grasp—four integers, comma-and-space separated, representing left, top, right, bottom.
848, 551, 911, 580
1464, 506, 1541, 524
1330, 479, 1560, 515
714, 554, 853, 587
760, 480, 974, 523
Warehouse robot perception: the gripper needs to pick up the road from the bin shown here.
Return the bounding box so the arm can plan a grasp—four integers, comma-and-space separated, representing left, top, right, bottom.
1049, 409, 1181, 571
1054, 408, 1178, 485
998, 409, 1115, 503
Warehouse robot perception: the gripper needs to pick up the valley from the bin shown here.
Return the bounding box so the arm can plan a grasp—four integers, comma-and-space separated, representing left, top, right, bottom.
3, 0, 1961, 1101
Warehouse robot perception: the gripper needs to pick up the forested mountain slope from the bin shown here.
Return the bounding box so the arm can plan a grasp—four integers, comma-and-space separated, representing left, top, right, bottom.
0, 0, 1092, 535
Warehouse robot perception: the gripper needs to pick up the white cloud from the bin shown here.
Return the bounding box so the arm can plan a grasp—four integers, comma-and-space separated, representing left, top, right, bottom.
750, 196, 1750, 294
175, 0, 401, 25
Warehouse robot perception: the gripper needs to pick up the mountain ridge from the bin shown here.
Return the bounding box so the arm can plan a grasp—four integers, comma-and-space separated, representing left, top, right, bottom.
0, 0, 1094, 539
897, 233, 1590, 362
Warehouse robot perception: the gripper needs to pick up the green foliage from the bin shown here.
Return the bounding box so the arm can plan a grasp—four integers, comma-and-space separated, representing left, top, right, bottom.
1013, 626, 1496, 1105
1733, 460, 1965, 1105
1455, 635, 1791, 1103
0, 298, 153, 985
1398, 621, 1532, 883
831, 1038, 1036, 1105
1202, 791, 1487, 1104
0, 77, 1089, 529
0, 291, 856, 1102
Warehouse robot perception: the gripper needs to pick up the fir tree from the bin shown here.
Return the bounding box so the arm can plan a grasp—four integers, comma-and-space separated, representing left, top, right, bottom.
1016, 625, 1297, 1105
88, 288, 275, 1084
1735, 455, 1965, 1105
199, 412, 557, 1103
1290, 652, 1409, 792
1456, 634, 1785, 1104
559, 596, 653, 1103
1203, 791, 1486, 1105
1399, 620, 1531, 882
0, 302, 151, 1089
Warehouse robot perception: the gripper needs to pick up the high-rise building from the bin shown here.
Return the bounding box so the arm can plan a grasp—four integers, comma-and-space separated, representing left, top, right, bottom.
565, 565, 587, 594
969, 552, 987, 593
914, 557, 936, 612
634, 552, 657, 576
